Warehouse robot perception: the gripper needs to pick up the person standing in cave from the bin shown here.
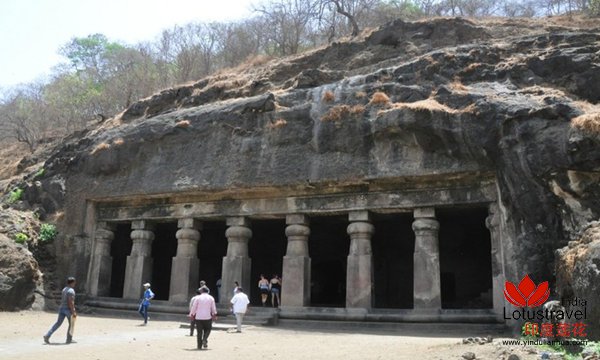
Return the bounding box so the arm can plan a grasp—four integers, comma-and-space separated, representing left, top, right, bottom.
270, 275, 282, 308
258, 274, 270, 307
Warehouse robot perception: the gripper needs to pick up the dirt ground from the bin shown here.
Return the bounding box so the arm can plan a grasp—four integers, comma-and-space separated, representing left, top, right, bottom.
0, 311, 542, 360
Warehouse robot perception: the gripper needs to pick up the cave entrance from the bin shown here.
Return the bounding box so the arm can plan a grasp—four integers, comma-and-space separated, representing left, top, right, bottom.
309, 215, 350, 307
248, 219, 287, 306
197, 221, 227, 302
372, 213, 415, 309
109, 223, 132, 298
151, 222, 178, 301
438, 206, 492, 309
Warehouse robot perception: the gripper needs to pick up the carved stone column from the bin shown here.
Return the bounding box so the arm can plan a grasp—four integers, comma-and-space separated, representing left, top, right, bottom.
169, 218, 201, 303
281, 214, 311, 307
346, 211, 374, 309
413, 208, 441, 310
220, 217, 251, 304
123, 220, 155, 300
486, 202, 505, 320
88, 222, 115, 297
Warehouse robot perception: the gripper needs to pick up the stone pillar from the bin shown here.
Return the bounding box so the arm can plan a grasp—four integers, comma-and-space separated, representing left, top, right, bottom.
486, 202, 506, 320
88, 222, 115, 297
169, 218, 201, 303
346, 211, 374, 309
123, 220, 155, 300
413, 208, 441, 310
220, 217, 252, 305
281, 214, 311, 307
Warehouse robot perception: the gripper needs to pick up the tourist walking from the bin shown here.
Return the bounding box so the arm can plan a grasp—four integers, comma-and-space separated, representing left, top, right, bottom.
189, 287, 217, 350
44, 277, 77, 344
270, 275, 282, 307
258, 274, 270, 306
230, 287, 250, 332
139, 282, 154, 325
188, 288, 202, 336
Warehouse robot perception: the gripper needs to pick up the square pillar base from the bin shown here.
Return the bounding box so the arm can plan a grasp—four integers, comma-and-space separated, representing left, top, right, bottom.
282, 256, 310, 307
346, 254, 372, 309
89, 255, 113, 297
220, 256, 251, 305
123, 256, 153, 300
169, 256, 200, 303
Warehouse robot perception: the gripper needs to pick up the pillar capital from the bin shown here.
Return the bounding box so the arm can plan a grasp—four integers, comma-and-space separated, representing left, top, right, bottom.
348, 211, 371, 222
226, 216, 251, 227
347, 221, 374, 237
412, 218, 440, 233
285, 223, 311, 238
178, 218, 202, 230
414, 207, 435, 219
225, 225, 252, 241
131, 220, 155, 231
286, 214, 309, 226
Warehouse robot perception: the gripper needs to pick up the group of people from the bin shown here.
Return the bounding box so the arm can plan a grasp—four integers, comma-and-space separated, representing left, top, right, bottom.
258, 274, 282, 307
43, 275, 274, 349
188, 279, 250, 350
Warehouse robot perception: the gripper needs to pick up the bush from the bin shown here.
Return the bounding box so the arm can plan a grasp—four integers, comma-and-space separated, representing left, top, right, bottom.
14, 233, 29, 244
369, 91, 390, 106
8, 188, 23, 203
34, 168, 45, 179
39, 223, 57, 243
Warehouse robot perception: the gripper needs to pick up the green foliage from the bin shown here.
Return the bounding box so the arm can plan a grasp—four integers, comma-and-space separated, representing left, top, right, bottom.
14, 233, 29, 244
34, 168, 45, 179
8, 188, 23, 203
590, 0, 600, 15
39, 223, 57, 243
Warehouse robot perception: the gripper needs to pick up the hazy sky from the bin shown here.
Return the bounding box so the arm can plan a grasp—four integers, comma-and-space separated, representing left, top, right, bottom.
0, 0, 255, 88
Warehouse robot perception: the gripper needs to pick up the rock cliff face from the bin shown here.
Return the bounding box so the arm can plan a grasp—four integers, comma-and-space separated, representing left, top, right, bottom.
7, 17, 600, 325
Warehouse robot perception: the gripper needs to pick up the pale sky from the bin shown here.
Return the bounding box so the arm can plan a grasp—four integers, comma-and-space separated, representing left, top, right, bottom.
0, 0, 255, 88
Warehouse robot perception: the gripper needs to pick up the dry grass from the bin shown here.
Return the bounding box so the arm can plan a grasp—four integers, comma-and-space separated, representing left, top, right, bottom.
321, 105, 351, 122
91, 142, 110, 155
390, 99, 461, 114
449, 79, 468, 92
350, 105, 365, 115
175, 120, 191, 128
321, 104, 365, 122
322, 90, 335, 103
369, 91, 390, 106
113, 138, 125, 146
572, 113, 600, 135
267, 118, 288, 129
354, 91, 367, 99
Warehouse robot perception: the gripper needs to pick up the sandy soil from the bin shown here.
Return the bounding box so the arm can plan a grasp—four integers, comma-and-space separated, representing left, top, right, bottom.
0, 311, 537, 360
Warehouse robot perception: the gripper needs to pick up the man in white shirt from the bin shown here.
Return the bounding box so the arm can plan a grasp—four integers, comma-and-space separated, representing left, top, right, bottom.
189, 287, 217, 349
230, 287, 250, 333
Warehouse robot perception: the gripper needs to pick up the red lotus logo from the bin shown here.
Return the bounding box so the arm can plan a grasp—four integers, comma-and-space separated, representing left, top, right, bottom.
504, 275, 550, 308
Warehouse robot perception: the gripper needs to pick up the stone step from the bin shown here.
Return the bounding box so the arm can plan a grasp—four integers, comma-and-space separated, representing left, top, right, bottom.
276, 318, 508, 336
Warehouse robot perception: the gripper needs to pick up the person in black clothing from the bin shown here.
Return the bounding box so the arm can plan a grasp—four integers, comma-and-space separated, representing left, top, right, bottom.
269, 275, 282, 308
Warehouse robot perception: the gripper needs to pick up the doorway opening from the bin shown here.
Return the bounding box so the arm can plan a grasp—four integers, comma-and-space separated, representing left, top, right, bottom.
309, 215, 349, 307
372, 213, 415, 308
109, 223, 132, 298
438, 207, 492, 309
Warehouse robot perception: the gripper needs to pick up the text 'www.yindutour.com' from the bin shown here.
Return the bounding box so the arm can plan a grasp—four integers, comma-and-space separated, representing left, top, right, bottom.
501, 339, 589, 347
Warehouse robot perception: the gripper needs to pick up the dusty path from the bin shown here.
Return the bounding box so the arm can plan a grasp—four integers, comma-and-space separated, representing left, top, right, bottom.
0, 311, 534, 360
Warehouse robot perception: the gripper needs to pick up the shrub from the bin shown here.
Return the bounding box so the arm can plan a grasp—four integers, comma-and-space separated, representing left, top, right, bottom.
14, 233, 28, 244
572, 113, 600, 135
267, 118, 287, 129
39, 223, 57, 243
322, 90, 335, 102
354, 91, 367, 99
34, 168, 45, 179
8, 188, 23, 203
369, 91, 390, 106
321, 105, 351, 122
91, 142, 110, 155
113, 138, 125, 146
175, 120, 191, 128
349, 105, 365, 115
